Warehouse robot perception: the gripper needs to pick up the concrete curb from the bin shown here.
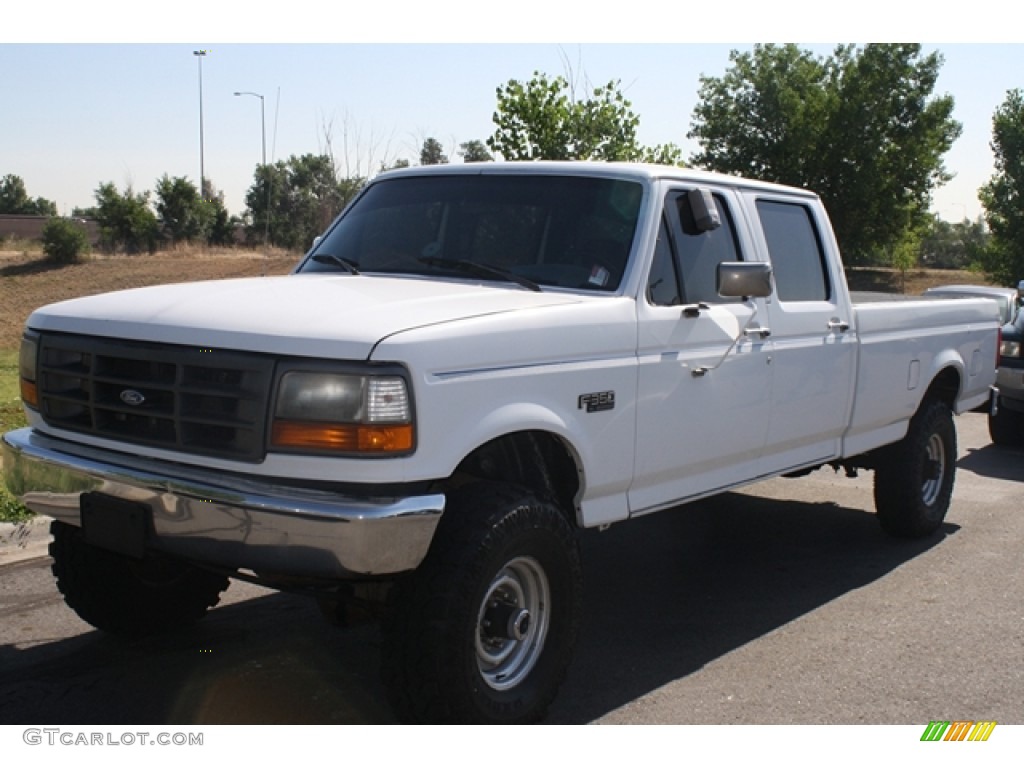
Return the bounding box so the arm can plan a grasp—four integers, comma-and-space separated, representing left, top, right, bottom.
0, 516, 52, 566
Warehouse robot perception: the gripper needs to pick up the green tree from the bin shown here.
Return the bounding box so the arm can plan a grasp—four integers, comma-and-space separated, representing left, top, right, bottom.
93, 181, 159, 254
420, 137, 448, 165
245, 154, 363, 251
689, 44, 961, 266
919, 214, 988, 270
205, 191, 238, 247
458, 140, 493, 163
978, 89, 1024, 285
155, 175, 209, 244
488, 72, 682, 164
41, 217, 90, 264
0, 174, 58, 215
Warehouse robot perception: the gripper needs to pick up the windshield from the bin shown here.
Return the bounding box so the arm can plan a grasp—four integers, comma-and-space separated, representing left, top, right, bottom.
300, 174, 644, 292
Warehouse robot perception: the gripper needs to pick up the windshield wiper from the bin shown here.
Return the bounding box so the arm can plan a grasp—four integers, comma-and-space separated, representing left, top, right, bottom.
311, 253, 361, 274
417, 257, 541, 292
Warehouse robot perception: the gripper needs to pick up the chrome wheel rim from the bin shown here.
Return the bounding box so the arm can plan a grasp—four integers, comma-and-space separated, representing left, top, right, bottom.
921, 433, 946, 507
475, 556, 550, 691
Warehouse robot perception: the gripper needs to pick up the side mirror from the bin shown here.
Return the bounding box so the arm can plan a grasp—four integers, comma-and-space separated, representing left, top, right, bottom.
312, 235, 323, 249
718, 262, 772, 299
687, 188, 721, 232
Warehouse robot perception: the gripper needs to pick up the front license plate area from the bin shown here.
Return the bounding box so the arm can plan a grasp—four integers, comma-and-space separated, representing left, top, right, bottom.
81, 492, 150, 559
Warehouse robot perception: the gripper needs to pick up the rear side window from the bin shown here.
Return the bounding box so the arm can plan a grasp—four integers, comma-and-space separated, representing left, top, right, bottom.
755, 200, 830, 302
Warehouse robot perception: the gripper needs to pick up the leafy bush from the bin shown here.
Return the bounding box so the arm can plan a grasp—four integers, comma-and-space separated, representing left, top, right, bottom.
0, 485, 31, 523
41, 217, 90, 264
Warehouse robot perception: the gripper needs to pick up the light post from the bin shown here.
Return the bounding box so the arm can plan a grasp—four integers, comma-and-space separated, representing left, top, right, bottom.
233, 91, 266, 168
234, 90, 271, 253
193, 50, 208, 197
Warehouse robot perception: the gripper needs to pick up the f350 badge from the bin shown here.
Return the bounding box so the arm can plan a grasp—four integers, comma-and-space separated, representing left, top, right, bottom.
578, 391, 615, 413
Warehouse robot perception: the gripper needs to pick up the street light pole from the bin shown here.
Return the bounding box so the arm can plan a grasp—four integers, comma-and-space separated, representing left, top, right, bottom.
233, 91, 266, 168
193, 50, 208, 198
234, 90, 271, 256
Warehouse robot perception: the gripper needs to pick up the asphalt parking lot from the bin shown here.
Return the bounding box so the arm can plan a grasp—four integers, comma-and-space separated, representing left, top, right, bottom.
0, 411, 1021, 725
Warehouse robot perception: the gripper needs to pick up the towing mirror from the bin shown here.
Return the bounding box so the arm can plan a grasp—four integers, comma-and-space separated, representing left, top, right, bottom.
718, 262, 773, 298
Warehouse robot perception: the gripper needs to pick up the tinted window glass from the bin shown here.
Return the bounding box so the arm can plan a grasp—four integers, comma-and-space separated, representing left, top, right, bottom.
668, 191, 742, 305
647, 217, 681, 306
302, 175, 644, 292
756, 200, 830, 302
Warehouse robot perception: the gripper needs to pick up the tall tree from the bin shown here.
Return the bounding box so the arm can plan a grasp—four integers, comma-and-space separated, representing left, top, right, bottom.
458, 140, 493, 163
420, 137, 449, 165
245, 154, 363, 251
978, 89, 1024, 285
488, 71, 682, 164
689, 44, 961, 266
0, 174, 58, 216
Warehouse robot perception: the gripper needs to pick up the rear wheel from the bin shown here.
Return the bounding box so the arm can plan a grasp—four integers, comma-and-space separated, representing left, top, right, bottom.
49, 521, 229, 636
873, 398, 956, 538
381, 483, 582, 724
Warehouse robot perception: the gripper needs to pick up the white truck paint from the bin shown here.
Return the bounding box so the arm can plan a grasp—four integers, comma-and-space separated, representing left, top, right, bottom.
3, 162, 999, 724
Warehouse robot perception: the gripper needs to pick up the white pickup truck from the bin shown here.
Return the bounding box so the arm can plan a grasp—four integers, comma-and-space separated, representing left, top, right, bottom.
2, 162, 999, 723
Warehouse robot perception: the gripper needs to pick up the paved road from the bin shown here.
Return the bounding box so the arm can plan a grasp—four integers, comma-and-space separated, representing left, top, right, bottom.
1, 411, 1021, 725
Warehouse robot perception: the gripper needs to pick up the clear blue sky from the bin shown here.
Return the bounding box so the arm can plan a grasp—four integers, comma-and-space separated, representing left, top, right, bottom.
2, 5, 1020, 223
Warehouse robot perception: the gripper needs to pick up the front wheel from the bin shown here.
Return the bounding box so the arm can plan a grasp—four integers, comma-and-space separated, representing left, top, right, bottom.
381, 483, 582, 724
873, 398, 957, 538
49, 521, 229, 636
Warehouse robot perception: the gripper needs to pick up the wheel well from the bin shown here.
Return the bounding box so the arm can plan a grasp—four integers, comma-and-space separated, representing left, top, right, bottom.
925, 366, 960, 408
840, 366, 961, 473
447, 431, 581, 524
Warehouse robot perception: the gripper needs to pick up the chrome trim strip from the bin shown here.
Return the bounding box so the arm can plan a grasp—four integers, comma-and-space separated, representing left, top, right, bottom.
2, 428, 444, 578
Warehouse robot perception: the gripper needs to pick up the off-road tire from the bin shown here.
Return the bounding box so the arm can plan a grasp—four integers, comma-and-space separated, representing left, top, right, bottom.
49, 520, 229, 636
873, 398, 957, 538
988, 397, 1024, 447
381, 482, 583, 724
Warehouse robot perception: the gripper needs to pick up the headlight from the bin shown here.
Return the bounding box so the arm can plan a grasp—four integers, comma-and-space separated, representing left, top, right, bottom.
271, 370, 414, 455
1000, 339, 1021, 358
19, 332, 39, 410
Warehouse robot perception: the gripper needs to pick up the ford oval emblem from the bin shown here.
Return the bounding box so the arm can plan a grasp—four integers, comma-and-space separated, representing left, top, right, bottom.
120, 389, 146, 407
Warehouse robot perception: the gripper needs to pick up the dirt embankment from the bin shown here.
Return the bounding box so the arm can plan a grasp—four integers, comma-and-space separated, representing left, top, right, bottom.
1, 249, 297, 349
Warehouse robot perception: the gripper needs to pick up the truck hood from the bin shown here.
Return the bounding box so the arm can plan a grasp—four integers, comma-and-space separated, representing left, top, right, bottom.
26, 274, 585, 359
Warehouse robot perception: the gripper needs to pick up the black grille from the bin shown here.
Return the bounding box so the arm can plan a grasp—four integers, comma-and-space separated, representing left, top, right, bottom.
36, 334, 275, 462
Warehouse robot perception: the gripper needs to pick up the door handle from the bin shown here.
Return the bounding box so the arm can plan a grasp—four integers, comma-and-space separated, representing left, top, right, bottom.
828, 319, 850, 332
743, 326, 771, 338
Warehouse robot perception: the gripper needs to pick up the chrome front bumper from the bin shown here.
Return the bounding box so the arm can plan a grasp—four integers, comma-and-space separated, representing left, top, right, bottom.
1, 428, 445, 579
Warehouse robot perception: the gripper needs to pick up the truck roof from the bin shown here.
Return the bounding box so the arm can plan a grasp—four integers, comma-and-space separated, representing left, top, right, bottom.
374, 160, 819, 200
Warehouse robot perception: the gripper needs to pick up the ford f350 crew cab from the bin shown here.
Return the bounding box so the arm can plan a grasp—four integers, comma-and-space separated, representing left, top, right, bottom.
2, 162, 1000, 723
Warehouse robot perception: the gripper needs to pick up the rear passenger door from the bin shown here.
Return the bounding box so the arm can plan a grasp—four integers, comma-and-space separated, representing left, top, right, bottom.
745, 193, 857, 472
631, 186, 774, 514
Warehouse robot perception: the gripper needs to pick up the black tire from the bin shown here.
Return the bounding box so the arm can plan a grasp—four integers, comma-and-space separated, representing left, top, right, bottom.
873, 398, 957, 538
381, 482, 583, 724
49, 521, 229, 636
988, 397, 1024, 446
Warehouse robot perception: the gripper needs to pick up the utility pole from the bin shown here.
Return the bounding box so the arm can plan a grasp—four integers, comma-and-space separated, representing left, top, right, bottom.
193, 49, 208, 198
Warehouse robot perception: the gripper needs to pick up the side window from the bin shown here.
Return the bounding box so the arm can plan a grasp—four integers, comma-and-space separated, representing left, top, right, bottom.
668, 190, 743, 305
647, 217, 682, 306
755, 200, 831, 302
